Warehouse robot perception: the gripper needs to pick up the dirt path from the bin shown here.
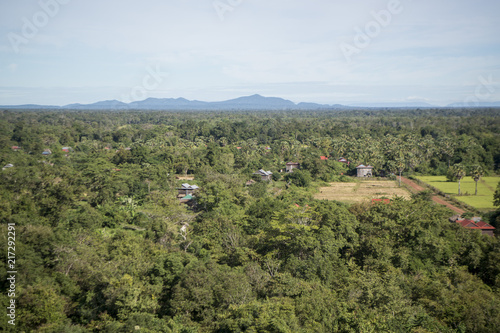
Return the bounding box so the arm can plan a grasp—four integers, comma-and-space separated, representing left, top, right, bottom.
400, 177, 466, 215
400, 176, 425, 192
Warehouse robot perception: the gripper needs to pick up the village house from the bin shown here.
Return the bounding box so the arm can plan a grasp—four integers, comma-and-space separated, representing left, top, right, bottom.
11, 146, 21, 151
254, 169, 273, 181
453, 216, 495, 236
2, 163, 14, 171
285, 162, 300, 173
177, 184, 199, 197
356, 164, 374, 177
42, 149, 52, 155
338, 157, 350, 165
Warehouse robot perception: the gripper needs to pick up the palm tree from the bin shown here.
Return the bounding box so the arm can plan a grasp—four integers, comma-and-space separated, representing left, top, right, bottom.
470, 165, 484, 196
451, 164, 466, 195
395, 157, 406, 187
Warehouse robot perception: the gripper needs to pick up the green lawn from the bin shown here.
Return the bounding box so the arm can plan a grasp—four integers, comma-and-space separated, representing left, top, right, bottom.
416, 176, 499, 210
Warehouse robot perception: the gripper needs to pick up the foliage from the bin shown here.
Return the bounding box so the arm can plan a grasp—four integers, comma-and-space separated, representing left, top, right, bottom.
284, 169, 312, 187
0, 108, 499, 332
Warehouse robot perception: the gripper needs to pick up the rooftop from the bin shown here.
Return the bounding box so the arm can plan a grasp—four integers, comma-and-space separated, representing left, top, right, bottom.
180, 184, 199, 190
254, 169, 273, 176
456, 219, 495, 230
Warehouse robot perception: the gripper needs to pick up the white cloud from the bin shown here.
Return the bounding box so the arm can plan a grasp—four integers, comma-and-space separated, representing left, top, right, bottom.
8, 63, 17, 72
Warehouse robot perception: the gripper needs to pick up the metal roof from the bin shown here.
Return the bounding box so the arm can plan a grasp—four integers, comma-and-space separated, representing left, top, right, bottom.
255, 169, 273, 176
181, 184, 199, 190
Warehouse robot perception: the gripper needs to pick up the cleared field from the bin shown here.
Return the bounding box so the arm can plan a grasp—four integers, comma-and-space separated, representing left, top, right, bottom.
416, 176, 499, 210
175, 175, 195, 180
315, 180, 411, 203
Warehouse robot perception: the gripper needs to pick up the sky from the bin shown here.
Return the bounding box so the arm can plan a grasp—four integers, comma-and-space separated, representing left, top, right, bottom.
0, 0, 499, 106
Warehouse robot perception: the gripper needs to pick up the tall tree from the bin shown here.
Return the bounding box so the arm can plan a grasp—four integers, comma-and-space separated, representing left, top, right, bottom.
395, 157, 406, 187
470, 165, 484, 196
451, 164, 466, 195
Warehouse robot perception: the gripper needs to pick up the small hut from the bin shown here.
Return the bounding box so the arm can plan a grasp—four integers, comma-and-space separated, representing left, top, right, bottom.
177, 184, 199, 196
285, 162, 300, 173
254, 169, 273, 181
356, 164, 373, 177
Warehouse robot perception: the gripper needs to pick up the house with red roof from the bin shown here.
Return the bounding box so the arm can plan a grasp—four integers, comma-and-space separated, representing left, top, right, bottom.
371, 198, 391, 204
455, 218, 495, 236
338, 157, 350, 165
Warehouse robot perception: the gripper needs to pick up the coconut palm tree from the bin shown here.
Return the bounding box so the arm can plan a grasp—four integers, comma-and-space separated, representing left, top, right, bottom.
470, 165, 484, 196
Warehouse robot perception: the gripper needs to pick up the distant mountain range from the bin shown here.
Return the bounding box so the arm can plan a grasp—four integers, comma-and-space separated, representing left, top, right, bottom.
0, 95, 343, 110
1, 94, 500, 110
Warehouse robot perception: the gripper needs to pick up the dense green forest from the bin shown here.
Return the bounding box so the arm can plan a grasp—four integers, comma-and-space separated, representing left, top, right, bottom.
1, 108, 500, 332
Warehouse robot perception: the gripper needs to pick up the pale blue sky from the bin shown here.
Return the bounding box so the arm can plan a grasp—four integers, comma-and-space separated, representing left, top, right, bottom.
1, 0, 499, 106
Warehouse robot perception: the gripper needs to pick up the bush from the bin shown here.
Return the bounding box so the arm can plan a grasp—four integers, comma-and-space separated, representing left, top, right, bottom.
284, 169, 312, 187
411, 190, 433, 202
446, 169, 457, 182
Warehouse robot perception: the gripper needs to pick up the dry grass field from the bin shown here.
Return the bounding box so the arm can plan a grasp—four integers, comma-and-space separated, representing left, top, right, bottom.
175, 175, 195, 180
315, 180, 411, 203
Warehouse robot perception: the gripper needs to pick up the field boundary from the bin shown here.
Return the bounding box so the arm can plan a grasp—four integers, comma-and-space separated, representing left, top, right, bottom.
401, 177, 466, 214
481, 179, 495, 192
413, 176, 498, 211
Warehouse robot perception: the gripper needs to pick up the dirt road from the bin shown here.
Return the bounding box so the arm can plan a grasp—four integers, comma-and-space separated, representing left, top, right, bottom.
400, 177, 466, 215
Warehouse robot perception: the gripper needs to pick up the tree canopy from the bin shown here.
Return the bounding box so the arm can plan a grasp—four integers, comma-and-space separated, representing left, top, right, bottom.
1, 108, 500, 332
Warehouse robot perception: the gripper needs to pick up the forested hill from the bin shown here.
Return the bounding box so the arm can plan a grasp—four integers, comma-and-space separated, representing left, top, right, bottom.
1, 108, 500, 332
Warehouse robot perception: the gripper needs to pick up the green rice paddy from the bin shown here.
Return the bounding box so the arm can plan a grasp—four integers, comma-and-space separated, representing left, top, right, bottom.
415, 176, 499, 210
